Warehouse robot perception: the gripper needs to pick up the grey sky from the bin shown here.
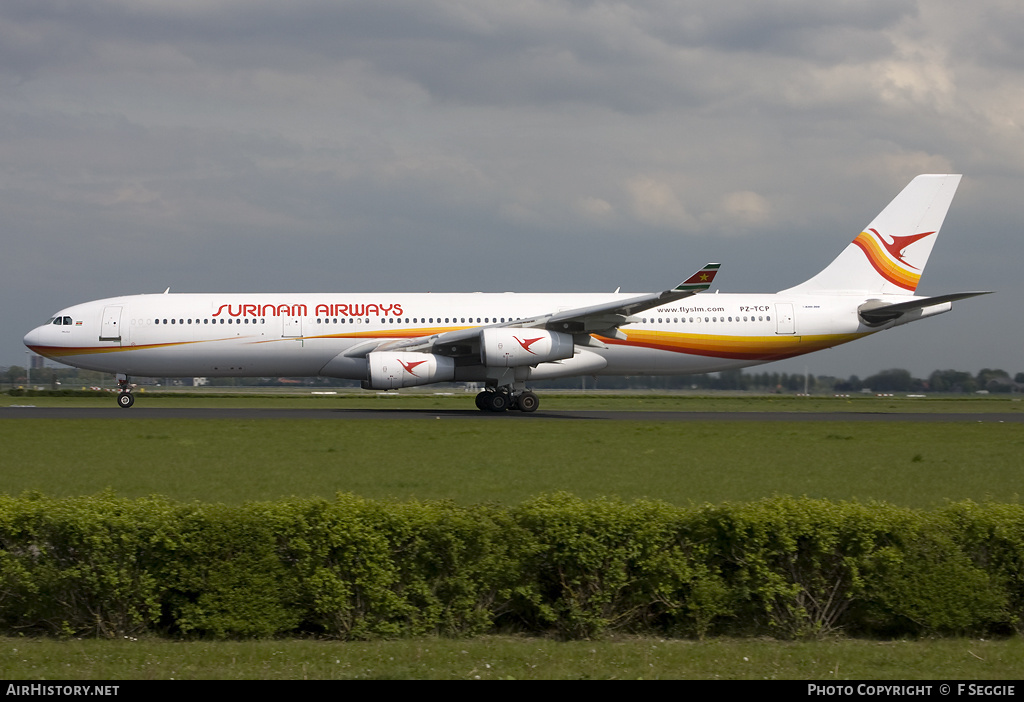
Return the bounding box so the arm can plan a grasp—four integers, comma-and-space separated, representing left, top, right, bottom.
3, 1, 1021, 379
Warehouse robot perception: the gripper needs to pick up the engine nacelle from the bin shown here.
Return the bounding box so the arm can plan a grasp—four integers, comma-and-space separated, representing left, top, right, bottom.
480, 328, 575, 367
526, 348, 608, 379
366, 351, 455, 389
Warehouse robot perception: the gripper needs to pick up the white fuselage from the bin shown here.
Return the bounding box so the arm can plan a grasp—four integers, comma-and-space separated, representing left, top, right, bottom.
23, 290, 941, 382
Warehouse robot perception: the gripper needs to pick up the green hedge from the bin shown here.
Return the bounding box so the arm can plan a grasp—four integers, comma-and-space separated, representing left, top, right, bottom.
0, 493, 1021, 639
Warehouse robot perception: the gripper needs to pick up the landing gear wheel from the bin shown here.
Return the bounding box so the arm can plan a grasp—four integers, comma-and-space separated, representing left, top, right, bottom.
475, 391, 491, 411
516, 391, 539, 413
117, 392, 135, 408
487, 392, 509, 412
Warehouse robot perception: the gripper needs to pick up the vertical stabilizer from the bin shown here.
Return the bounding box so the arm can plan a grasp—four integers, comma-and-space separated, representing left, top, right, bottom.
782, 174, 962, 294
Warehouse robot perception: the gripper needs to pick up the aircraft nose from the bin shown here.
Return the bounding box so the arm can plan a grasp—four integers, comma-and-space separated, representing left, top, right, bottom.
23, 325, 44, 351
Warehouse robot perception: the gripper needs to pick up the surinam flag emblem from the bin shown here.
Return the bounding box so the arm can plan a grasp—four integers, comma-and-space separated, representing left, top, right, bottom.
675, 263, 721, 292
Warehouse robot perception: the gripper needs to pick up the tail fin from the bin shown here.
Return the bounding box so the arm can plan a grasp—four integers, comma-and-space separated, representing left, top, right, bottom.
782, 174, 962, 295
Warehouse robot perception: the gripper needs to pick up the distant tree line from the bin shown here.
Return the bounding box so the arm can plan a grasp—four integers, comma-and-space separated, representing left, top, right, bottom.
3, 363, 1022, 394
536, 367, 1024, 394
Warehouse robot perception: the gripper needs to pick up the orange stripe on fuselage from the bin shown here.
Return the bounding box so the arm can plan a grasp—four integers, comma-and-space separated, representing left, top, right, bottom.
26, 339, 212, 358
30, 328, 870, 366
600, 329, 869, 361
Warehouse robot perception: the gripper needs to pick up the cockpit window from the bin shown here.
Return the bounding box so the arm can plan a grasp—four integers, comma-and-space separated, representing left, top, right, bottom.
63, 316, 73, 325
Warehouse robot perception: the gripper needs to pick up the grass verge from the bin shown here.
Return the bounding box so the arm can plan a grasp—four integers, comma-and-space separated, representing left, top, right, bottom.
4, 635, 1023, 680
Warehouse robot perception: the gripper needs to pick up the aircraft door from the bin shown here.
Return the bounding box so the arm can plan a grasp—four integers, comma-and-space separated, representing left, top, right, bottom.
100, 305, 123, 343
282, 314, 303, 339
775, 303, 795, 334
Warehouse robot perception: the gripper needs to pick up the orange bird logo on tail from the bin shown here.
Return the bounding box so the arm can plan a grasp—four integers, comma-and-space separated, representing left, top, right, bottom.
851, 229, 935, 291
871, 228, 934, 270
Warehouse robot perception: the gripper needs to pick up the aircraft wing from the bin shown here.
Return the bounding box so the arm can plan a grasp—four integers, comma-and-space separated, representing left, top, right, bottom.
346, 263, 721, 357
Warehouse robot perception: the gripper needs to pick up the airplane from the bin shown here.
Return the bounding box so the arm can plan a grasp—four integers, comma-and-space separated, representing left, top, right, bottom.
23, 174, 990, 412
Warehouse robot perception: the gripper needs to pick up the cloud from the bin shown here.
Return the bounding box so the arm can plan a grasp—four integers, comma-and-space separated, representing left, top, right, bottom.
626, 176, 697, 231
2, 0, 1022, 376
714, 191, 773, 230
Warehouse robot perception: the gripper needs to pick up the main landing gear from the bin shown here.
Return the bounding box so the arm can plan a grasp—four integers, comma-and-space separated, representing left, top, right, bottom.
116, 374, 135, 408
475, 389, 539, 413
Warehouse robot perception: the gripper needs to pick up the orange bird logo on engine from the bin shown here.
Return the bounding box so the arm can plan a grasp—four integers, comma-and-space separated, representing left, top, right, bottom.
514, 336, 544, 354
399, 359, 428, 375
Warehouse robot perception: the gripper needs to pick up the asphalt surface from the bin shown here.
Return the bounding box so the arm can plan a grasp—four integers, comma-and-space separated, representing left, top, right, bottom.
3, 406, 1022, 422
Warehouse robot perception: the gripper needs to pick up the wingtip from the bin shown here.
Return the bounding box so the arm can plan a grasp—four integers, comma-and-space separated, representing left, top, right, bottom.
675, 263, 721, 290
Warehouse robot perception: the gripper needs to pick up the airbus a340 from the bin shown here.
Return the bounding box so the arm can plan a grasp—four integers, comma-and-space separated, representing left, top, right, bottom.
23, 174, 989, 411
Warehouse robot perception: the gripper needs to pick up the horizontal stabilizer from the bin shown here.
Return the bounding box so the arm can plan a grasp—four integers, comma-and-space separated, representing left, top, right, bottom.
858, 291, 992, 325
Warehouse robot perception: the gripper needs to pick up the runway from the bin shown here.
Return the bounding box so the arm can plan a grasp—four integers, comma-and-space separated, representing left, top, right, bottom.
3, 406, 1023, 422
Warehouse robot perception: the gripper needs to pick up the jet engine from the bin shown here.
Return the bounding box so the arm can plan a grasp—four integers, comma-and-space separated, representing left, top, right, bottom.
366, 351, 455, 389
480, 328, 575, 367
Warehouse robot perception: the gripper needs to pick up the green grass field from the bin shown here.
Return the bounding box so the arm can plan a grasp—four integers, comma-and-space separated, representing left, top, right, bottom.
4, 636, 1024, 680
2, 392, 1023, 679
2, 404, 1022, 508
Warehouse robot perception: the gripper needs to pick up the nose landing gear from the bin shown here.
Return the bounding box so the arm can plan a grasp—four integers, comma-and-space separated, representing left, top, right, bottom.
116, 373, 135, 408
